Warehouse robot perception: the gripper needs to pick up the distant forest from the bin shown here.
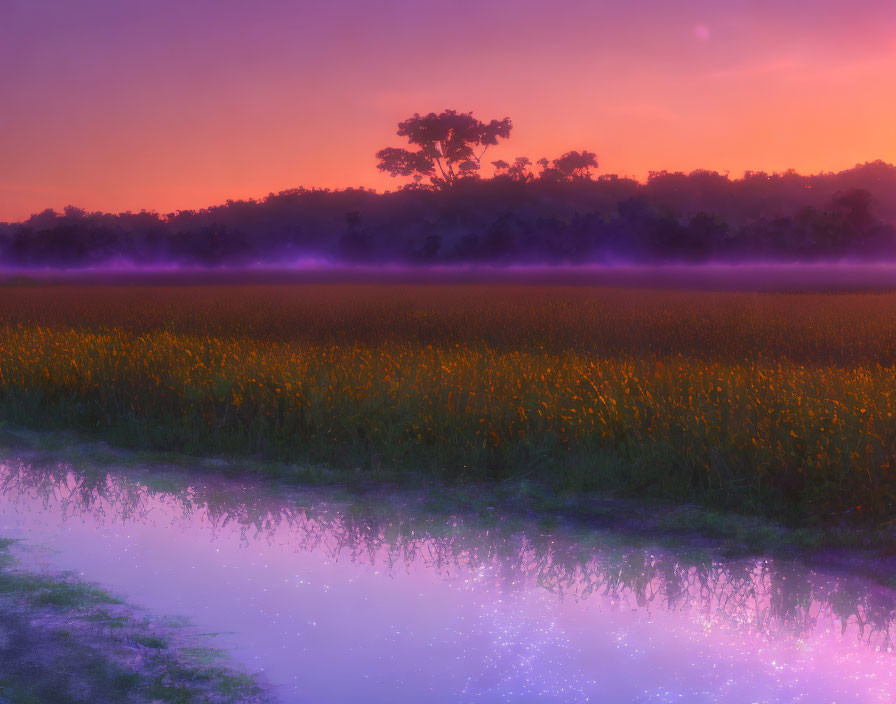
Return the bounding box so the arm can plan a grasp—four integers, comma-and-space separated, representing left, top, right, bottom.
3, 161, 895, 268
3, 107, 895, 267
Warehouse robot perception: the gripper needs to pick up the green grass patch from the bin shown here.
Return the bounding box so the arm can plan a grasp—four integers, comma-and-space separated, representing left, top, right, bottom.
0, 540, 268, 703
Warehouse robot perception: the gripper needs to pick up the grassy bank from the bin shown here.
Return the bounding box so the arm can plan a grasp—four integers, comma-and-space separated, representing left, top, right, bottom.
1, 284, 896, 524
5, 427, 896, 560
0, 539, 267, 703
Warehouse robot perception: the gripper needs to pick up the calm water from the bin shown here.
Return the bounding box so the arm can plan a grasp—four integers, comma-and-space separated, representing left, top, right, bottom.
0, 457, 893, 703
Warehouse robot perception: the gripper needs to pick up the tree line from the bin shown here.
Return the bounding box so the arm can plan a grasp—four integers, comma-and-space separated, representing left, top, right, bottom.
2, 110, 894, 267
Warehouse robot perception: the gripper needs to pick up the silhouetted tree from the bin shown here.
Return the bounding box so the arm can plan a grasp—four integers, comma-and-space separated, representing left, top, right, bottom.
376, 110, 512, 188
547, 150, 599, 181
492, 157, 533, 182
491, 160, 510, 175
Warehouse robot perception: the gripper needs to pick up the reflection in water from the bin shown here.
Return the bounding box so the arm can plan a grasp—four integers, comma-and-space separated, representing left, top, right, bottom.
0, 458, 894, 703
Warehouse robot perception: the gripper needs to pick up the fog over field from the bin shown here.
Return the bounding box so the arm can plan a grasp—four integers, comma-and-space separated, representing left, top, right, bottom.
10, 262, 896, 292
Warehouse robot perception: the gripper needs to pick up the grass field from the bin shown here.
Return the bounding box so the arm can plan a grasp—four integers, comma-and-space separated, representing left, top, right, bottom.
1, 283, 895, 524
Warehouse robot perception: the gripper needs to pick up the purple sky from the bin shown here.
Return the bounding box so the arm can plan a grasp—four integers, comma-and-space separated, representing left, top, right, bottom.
2, 0, 895, 220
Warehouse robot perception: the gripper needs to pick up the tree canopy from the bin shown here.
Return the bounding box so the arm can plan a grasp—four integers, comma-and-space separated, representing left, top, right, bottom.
2, 161, 895, 267
376, 110, 512, 187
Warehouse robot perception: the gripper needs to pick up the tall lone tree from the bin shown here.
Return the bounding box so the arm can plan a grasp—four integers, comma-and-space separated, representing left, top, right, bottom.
376, 110, 512, 188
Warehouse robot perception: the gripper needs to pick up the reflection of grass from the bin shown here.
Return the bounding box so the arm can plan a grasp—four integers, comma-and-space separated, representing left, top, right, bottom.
415, 479, 891, 558
0, 542, 268, 703
7, 425, 896, 558
1, 448, 894, 648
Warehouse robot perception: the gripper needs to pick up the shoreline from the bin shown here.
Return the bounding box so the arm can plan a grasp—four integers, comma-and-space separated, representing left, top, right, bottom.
0, 535, 269, 703
3, 426, 895, 587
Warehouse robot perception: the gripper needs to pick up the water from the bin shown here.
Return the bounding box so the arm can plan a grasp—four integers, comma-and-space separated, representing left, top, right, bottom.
0, 457, 893, 703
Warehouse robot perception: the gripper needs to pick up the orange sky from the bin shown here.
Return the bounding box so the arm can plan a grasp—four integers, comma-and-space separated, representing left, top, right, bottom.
2, 0, 895, 221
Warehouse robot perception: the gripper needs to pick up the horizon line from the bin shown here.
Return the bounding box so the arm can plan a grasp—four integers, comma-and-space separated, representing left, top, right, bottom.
6, 159, 894, 224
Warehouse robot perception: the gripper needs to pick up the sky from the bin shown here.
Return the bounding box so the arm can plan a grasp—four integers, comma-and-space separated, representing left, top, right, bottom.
1, 0, 895, 221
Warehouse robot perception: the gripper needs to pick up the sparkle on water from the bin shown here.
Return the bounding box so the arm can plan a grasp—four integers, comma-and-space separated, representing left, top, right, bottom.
0, 458, 893, 703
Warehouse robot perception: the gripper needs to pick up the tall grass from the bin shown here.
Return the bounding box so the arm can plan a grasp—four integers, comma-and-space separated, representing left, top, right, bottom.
1, 284, 895, 522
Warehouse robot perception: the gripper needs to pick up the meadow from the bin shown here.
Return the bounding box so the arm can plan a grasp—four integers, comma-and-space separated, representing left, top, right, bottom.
1, 282, 896, 524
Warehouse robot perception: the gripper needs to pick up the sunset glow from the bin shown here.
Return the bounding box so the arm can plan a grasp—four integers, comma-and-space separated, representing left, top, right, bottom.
2, 0, 895, 221
6, 5, 896, 700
